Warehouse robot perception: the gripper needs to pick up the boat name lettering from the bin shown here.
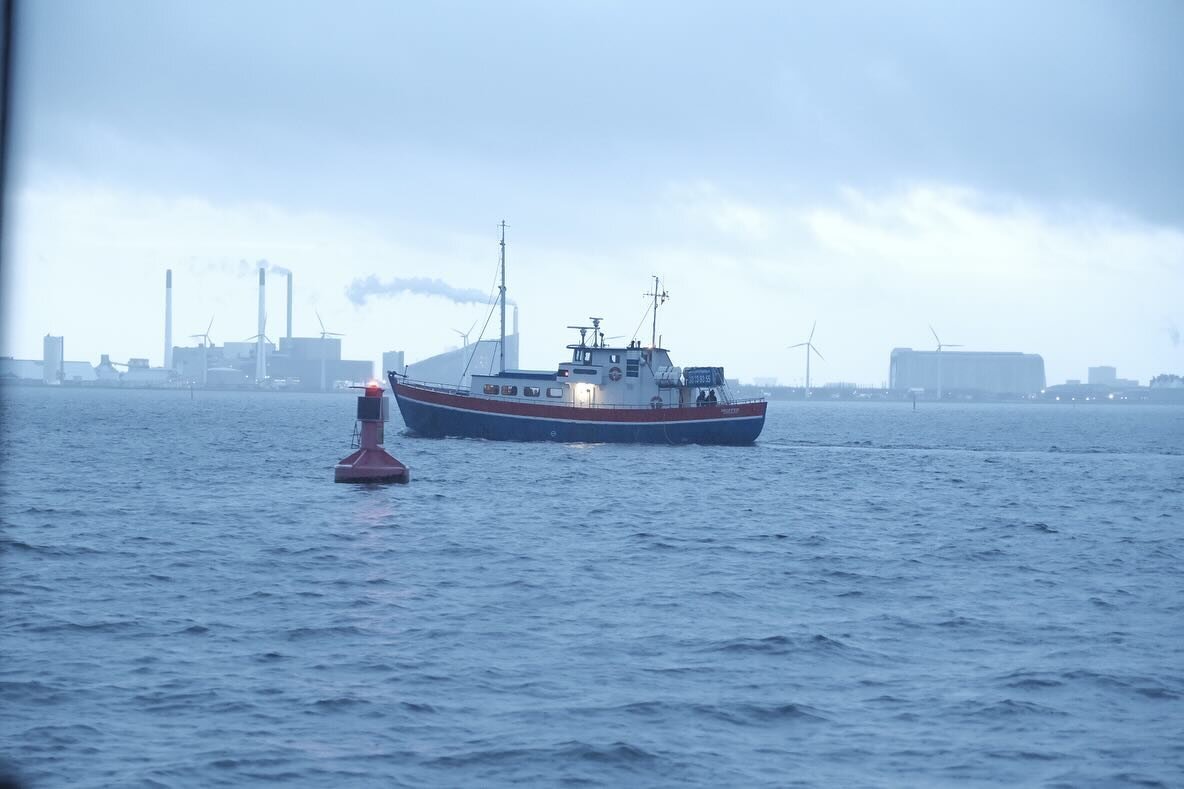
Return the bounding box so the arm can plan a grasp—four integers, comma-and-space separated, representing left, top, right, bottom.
720, 407, 739, 415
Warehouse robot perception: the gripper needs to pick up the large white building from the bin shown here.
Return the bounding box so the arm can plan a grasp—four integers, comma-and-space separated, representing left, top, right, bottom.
889, 349, 1045, 396
405, 335, 520, 390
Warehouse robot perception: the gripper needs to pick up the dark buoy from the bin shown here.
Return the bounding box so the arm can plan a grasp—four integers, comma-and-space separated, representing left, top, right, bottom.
334, 382, 409, 483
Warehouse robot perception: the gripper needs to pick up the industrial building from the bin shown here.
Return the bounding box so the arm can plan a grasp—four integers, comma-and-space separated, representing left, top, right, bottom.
402, 324, 520, 390
267, 336, 372, 391
889, 348, 1046, 396
0, 335, 97, 385
1088, 366, 1138, 388
382, 351, 406, 378
404, 336, 520, 389
168, 268, 373, 390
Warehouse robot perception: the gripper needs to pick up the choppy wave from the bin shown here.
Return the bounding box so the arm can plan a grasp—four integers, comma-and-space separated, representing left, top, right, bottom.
2, 390, 1182, 787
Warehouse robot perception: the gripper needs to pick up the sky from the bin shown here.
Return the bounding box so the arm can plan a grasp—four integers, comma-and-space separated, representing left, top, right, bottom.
3, 0, 1182, 386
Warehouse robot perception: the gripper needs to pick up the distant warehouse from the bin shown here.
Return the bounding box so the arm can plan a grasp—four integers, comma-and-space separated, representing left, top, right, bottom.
889, 349, 1046, 396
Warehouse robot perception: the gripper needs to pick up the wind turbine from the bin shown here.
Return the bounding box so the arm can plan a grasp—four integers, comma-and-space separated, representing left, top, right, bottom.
788, 321, 825, 396
244, 314, 273, 384
930, 324, 963, 400
453, 321, 477, 383
452, 321, 477, 349
317, 310, 344, 392
189, 316, 215, 386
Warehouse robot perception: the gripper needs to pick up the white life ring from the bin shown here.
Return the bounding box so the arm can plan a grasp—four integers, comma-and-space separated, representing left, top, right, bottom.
650, 395, 663, 409
609, 366, 623, 382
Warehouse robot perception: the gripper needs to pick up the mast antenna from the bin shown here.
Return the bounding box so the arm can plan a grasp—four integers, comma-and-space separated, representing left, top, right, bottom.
498, 220, 508, 374
644, 276, 669, 348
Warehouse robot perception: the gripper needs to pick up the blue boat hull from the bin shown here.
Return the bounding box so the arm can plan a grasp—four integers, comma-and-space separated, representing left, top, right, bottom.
390, 377, 766, 445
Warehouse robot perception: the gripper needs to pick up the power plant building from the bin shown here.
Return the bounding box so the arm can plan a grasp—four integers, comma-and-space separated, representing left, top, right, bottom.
382, 351, 406, 377
889, 349, 1045, 395
406, 335, 520, 389
42, 335, 64, 384
268, 336, 373, 391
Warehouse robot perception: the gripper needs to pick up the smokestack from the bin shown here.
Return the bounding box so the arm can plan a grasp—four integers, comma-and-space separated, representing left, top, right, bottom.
513, 305, 518, 336
256, 268, 266, 382
164, 269, 173, 370
286, 272, 293, 340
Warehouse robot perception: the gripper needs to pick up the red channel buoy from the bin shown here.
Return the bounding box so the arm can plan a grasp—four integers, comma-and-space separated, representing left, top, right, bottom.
334, 382, 410, 484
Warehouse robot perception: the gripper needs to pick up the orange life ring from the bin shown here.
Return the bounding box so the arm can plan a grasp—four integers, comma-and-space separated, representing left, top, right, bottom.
609, 366, 622, 382
650, 395, 663, 409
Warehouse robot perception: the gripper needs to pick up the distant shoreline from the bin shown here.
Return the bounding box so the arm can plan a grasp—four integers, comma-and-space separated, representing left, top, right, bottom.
4, 379, 1182, 405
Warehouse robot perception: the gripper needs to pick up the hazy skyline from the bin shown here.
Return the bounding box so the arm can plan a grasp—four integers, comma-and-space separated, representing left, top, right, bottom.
3, 0, 1182, 385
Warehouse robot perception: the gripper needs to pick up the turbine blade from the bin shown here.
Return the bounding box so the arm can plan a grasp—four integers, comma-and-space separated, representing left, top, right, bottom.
930, 324, 941, 345
809, 320, 817, 342
316, 310, 326, 334
788, 343, 807, 349
811, 345, 825, 361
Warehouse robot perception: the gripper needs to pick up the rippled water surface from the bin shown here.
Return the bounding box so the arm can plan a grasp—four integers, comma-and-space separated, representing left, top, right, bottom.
2, 387, 1182, 787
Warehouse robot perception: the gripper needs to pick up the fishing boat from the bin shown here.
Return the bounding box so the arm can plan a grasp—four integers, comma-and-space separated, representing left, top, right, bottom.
387, 225, 766, 445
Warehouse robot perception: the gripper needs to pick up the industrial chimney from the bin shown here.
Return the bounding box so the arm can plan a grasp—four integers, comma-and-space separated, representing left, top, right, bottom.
286, 272, 293, 340
256, 268, 267, 382
164, 269, 173, 370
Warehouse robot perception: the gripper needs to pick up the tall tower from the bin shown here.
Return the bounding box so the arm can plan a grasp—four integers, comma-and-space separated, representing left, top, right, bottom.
164, 269, 173, 369
286, 271, 293, 340
256, 268, 267, 382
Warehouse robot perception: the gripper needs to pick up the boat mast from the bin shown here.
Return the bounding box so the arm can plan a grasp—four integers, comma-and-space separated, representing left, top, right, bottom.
646, 275, 668, 348
499, 220, 507, 374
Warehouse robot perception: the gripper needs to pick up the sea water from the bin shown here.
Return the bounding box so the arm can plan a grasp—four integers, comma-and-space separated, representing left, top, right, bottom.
1, 387, 1182, 787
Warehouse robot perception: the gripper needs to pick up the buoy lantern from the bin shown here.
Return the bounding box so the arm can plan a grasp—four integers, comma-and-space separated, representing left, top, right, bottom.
334, 383, 410, 483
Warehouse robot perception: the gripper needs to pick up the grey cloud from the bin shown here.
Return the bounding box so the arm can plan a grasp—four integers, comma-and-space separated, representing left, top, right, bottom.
12, 1, 1184, 226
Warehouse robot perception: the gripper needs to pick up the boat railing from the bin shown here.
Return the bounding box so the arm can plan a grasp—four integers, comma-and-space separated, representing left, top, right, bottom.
392, 377, 471, 396
394, 376, 766, 408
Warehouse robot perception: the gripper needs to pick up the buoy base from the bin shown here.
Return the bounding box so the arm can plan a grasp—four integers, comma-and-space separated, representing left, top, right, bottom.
334, 447, 410, 484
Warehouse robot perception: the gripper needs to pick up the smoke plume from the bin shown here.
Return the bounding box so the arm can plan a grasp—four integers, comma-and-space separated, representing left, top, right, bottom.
256, 259, 291, 276
346, 275, 513, 306
187, 258, 291, 277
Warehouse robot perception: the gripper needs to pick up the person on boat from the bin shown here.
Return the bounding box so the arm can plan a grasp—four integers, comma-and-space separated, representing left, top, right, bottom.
707, 389, 718, 404
696, 390, 706, 406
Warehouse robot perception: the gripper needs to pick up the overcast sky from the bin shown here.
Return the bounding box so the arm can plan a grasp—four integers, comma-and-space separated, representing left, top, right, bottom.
3, 0, 1182, 385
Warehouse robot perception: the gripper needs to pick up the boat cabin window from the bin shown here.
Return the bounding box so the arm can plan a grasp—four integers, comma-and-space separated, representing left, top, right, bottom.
626, 359, 640, 378
501, 385, 518, 396
574, 368, 597, 375
483, 384, 499, 395
610, 353, 620, 363
583, 350, 593, 364
524, 386, 541, 397
546, 387, 564, 398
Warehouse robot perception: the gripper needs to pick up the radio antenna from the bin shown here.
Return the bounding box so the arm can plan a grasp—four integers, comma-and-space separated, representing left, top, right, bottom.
644, 276, 669, 348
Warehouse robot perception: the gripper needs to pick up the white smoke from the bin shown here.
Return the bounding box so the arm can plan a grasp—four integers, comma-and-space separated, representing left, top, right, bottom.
256, 259, 291, 276
187, 258, 290, 277
346, 275, 514, 306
